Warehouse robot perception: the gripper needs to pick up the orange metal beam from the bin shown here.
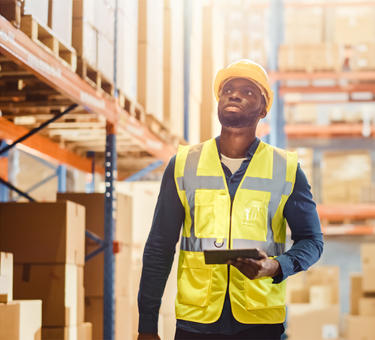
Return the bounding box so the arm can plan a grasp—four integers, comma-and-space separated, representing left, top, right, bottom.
270, 71, 375, 82
286, 1, 375, 7
0, 15, 176, 162
285, 124, 375, 138
322, 225, 375, 236
317, 204, 375, 222
280, 84, 375, 95
0, 157, 8, 180
0, 117, 105, 174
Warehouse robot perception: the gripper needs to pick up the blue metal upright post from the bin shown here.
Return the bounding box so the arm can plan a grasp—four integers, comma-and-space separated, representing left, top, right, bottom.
103, 0, 118, 338
268, 0, 285, 148
183, 0, 192, 142
103, 122, 117, 340
57, 165, 67, 193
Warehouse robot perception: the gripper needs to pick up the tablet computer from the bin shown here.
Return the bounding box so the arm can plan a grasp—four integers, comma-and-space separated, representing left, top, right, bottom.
203, 248, 262, 265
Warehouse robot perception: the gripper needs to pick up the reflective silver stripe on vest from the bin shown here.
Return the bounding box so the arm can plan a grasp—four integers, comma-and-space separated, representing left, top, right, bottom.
177, 144, 291, 256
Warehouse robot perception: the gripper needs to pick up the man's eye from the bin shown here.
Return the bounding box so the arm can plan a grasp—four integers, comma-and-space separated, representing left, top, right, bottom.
225, 89, 232, 94
247, 90, 253, 96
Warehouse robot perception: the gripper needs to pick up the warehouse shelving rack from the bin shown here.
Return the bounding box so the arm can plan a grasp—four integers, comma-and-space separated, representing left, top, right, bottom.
265, 0, 375, 236
0, 8, 179, 339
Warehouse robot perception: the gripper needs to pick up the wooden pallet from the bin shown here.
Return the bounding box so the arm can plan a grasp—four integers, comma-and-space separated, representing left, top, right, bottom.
76, 58, 114, 96
20, 15, 77, 72
118, 92, 146, 123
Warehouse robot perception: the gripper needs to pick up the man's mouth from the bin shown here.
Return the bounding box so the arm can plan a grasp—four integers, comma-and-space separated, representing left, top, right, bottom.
224, 104, 242, 112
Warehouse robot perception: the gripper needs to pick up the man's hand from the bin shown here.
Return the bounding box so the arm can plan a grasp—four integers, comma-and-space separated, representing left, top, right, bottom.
227, 249, 281, 280
137, 333, 161, 340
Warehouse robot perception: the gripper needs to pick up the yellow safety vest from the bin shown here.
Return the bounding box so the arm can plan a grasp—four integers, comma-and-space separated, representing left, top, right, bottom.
174, 138, 298, 324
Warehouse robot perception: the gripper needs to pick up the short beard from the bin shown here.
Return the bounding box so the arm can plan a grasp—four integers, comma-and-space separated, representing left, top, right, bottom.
218, 109, 260, 128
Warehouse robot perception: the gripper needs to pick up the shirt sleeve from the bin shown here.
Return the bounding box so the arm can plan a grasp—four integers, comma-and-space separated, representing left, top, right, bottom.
274, 163, 324, 283
138, 156, 185, 333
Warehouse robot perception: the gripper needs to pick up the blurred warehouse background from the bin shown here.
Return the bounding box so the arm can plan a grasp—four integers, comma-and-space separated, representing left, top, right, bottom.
0, 0, 375, 339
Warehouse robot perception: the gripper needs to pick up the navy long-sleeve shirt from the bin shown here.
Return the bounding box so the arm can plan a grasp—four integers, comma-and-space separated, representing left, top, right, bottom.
138, 138, 323, 335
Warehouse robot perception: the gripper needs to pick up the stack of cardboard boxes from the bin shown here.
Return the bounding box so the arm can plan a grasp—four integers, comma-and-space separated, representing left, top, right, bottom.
137, 0, 164, 122
279, 4, 375, 72
345, 244, 375, 340
0, 202, 91, 340
56, 193, 133, 340
321, 151, 372, 204
0, 251, 42, 340
286, 266, 340, 340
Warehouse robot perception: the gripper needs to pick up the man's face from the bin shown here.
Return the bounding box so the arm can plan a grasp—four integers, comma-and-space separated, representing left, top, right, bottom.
217, 78, 267, 128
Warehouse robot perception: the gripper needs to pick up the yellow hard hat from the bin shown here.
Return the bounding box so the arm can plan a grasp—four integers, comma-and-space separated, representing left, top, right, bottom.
214, 59, 274, 112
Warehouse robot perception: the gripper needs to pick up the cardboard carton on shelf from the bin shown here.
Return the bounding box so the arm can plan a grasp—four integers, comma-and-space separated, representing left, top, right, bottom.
287, 304, 340, 340
0, 252, 13, 303
350, 273, 363, 315
0, 202, 85, 266
22, 0, 49, 26
359, 297, 375, 316
345, 315, 375, 340
363, 265, 375, 293
42, 322, 92, 340
305, 266, 340, 304
309, 285, 333, 307
362, 243, 375, 293
56, 193, 132, 245
333, 7, 375, 45
13, 264, 84, 327
48, 0, 73, 46
0, 300, 42, 340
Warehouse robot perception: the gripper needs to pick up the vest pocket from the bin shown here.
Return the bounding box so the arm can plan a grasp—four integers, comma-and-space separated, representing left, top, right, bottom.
195, 190, 225, 238
178, 267, 212, 307
243, 276, 285, 310
240, 200, 268, 240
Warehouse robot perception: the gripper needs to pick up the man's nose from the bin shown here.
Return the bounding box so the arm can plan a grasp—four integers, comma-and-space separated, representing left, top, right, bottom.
229, 91, 241, 102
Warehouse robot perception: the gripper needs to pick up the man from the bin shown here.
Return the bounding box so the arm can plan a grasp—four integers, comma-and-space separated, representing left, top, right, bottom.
137, 60, 323, 340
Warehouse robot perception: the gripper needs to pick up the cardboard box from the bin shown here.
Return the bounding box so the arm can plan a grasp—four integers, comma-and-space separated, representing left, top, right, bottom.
57, 193, 132, 245
0, 252, 13, 302
84, 245, 131, 297
289, 288, 310, 304
13, 264, 84, 327
309, 285, 332, 307
322, 152, 371, 204
23, 0, 49, 26
0, 300, 42, 340
287, 304, 340, 340
278, 44, 340, 73
117, 9, 138, 98
363, 265, 375, 293
72, 18, 98, 67
0, 202, 85, 266
306, 266, 340, 304
351, 44, 375, 71
346, 315, 375, 340
97, 33, 114, 81
334, 7, 375, 45
48, 0, 73, 46
284, 7, 324, 44
359, 297, 375, 316
42, 322, 92, 340
85, 296, 132, 340
350, 273, 363, 315
362, 244, 375, 267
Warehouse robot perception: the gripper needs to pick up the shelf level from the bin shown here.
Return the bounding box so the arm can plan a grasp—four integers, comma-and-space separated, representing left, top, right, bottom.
0, 14, 176, 164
